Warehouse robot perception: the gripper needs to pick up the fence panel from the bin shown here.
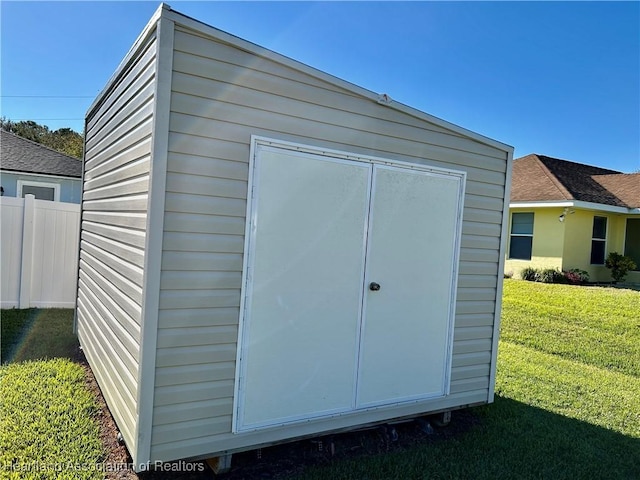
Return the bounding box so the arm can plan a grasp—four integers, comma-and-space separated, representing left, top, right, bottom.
0, 195, 80, 308
0, 197, 24, 306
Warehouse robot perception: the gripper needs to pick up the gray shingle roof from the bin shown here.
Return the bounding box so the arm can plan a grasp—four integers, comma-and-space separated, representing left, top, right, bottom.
0, 130, 82, 178
511, 154, 639, 209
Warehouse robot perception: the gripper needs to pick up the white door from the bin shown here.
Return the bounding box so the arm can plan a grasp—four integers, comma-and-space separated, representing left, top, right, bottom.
235, 141, 464, 432
356, 166, 462, 407
236, 146, 371, 430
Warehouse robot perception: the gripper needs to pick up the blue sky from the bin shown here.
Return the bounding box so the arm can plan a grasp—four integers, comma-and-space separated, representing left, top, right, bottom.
1, 1, 638, 172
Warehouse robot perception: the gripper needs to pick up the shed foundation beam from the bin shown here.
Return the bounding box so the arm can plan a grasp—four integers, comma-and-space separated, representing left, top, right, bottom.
206, 454, 233, 475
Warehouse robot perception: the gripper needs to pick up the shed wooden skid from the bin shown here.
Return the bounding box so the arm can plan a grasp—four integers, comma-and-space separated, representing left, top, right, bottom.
76, 3, 513, 469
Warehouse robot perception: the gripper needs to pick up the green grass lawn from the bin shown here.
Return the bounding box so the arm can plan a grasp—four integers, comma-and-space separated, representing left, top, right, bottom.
1, 282, 639, 479
0, 309, 104, 480
0, 359, 104, 480
500, 281, 640, 377
499, 281, 640, 439
292, 280, 640, 479
1, 308, 79, 364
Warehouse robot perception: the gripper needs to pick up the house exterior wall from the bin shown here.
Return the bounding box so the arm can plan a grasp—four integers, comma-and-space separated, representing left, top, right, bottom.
506, 207, 640, 283
76, 29, 158, 458
149, 17, 511, 462
562, 209, 602, 279
608, 215, 628, 255
505, 207, 564, 277
626, 271, 640, 283
0, 171, 81, 203
610, 215, 640, 284
563, 209, 623, 282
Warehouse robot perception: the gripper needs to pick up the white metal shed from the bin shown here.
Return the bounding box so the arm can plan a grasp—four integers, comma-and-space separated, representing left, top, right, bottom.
75, 3, 514, 470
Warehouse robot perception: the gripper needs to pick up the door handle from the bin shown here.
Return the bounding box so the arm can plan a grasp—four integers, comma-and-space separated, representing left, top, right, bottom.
369, 282, 381, 291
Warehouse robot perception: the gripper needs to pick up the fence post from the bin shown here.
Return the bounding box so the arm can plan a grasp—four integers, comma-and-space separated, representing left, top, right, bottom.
19, 194, 35, 308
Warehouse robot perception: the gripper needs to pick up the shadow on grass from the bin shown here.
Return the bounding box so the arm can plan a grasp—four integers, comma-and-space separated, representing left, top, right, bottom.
262, 396, 639, 480
139, 395, 640, 480
450, 396, 640, 479
1, 308, 79, 364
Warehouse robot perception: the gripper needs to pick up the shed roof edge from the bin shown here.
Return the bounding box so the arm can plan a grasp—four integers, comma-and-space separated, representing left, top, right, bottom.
85, 3, 168, 119
162, 5, 512, 153
86, 3, 513, 154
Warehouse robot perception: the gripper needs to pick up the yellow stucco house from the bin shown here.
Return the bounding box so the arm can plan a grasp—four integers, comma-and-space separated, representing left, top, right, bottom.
505, 154, 639, 283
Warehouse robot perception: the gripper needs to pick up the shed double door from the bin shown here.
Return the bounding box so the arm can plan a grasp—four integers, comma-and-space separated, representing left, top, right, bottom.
235, 143, 464, 432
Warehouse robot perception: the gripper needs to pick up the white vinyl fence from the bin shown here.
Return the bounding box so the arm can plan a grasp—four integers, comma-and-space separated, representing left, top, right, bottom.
1, 195, 80, 308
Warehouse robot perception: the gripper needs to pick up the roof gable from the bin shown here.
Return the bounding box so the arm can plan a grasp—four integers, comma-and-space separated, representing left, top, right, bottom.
0, 130, 82, 178
511, 154, 638, 209
510, 154, 572, 202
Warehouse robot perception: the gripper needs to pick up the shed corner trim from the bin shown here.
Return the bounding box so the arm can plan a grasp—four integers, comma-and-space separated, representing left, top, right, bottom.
134, 12, 175, 465
488, 149, 515, 402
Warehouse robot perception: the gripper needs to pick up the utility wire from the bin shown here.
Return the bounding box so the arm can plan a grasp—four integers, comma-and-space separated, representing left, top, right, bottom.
1, 95, 94, 98
8, 118, 84, 121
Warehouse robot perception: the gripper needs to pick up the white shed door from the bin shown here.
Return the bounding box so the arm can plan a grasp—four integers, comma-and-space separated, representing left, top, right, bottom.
237, 147, 371, 429
357, 166, 461, 407
236, 142, 463, 432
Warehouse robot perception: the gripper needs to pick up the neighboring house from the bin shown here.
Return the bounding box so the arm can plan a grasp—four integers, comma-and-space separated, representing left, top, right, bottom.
0, 129, 82, 203
506, 154, 639, 283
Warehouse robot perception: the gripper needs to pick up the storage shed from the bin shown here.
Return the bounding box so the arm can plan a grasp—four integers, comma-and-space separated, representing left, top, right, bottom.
76, 3, 514, 470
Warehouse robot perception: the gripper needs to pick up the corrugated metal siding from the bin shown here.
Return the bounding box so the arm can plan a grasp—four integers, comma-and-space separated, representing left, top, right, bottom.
151, 25, 508, 460
77, 33, 157, 455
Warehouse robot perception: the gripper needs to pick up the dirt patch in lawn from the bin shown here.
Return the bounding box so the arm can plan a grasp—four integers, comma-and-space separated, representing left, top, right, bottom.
76, 342, 480, 480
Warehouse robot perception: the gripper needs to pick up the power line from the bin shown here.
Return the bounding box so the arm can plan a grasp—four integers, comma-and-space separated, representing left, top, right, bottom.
1, 95, 94, 98
8, 118, 84, 121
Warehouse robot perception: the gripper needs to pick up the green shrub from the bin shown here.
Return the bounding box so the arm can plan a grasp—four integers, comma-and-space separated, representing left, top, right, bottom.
605, 252, 637, 283
521, 267, 579, 284
520, 267, 538, 282
539, 268, 565, 284
563, 268, 590, 285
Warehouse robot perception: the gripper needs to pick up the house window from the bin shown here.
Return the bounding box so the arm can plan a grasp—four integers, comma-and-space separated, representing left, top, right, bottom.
624, 218, 640, 271
509, 212, 534, 260
17, 180, 60, 201
590, 216, 607, 265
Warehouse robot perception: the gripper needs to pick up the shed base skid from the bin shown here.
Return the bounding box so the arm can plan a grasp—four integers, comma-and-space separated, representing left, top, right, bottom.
184, 405, 478, 471
206, 454, 233, 475
431, 410, 453, 427
184, 408, 476, 476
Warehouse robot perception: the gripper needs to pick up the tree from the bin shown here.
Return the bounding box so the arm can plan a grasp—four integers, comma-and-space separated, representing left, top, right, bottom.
0, 117, 83, 159
1, 118, 50, 143
49, 127, 84, 159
